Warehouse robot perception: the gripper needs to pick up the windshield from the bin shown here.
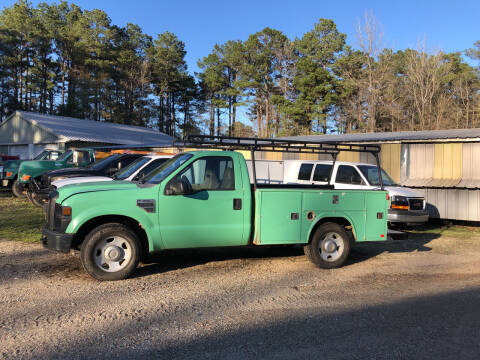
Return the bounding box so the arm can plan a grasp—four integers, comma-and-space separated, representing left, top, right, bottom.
357, 165, 397, 186
56, 150, 72, 161
91, 154, 120, 170
33, 150, 49, 160
142, 153, 192, 184
114, 157, 151, 180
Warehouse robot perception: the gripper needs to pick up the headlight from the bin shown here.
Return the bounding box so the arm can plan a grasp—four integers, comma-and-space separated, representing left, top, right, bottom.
391, 195, 409, 210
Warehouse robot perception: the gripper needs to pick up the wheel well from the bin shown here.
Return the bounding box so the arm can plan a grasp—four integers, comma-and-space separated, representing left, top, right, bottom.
309, 217, 356, 244
72, 215, 149, 259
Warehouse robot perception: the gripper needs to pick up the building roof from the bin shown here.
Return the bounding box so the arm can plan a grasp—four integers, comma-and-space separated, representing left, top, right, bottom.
8, 111, 175, 146
281, 128, 480, 143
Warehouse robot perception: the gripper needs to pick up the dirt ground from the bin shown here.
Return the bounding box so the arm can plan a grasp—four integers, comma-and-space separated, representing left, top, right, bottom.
1, 232, 480, 360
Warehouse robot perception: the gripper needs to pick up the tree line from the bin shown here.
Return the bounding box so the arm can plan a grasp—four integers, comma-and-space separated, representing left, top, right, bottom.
1, 1, 479, 137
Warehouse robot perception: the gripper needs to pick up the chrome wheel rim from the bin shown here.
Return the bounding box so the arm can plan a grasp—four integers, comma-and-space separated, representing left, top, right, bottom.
94, 236, 132, 272
319, 232, 344, 262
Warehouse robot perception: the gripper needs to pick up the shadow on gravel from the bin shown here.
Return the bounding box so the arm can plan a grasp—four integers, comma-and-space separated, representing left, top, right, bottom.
348, 231, 441, 266
134, 246, 305, 279
39, 285, 480, 360
135, 230, 441, 278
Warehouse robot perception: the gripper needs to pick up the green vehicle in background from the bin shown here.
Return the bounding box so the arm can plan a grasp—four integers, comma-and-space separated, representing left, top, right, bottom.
1, 149, 64, 197
18, 148, 96, 203
41, 136, 390, 281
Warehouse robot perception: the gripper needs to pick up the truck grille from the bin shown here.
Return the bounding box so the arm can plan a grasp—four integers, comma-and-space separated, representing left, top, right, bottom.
409, 198, 424, 211
46, 194, 61, 231
47, 198, 55, 230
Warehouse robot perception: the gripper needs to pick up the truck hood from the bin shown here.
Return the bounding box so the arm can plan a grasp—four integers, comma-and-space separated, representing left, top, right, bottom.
53, 176, 112, 188
19, 160, 60, 180
57, 180, 138, 202
384, 186, 423, 198
46, 166, 95, 177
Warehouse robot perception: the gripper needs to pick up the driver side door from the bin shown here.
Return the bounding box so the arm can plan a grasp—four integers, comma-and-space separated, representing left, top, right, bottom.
158, 156, 247, 249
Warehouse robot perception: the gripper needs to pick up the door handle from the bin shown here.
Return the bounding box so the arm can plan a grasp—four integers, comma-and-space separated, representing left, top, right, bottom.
233, 198, 242, 210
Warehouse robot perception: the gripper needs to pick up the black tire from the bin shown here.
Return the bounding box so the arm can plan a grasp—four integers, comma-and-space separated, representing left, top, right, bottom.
304, 222, 351, 269
11, 179, 25, 198
80, 223, 141, 281
30, 192, 45, 207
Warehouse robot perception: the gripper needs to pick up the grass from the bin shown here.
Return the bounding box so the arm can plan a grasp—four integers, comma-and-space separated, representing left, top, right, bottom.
0, 191, 44, 243
409, 222, 480, 238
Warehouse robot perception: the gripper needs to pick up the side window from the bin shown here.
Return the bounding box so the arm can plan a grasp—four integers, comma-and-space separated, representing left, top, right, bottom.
313, 164, 333, 182
119, 156, 138, 168
49, 151, 61, 160
140, 159, 168, 177
74, 151, 90, 163
179, 157, 235, 191
298, 163, 314, 181
335, 165, 364, 185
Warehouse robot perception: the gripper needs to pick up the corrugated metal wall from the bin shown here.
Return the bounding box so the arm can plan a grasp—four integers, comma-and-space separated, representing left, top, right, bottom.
380, 144, 401, 183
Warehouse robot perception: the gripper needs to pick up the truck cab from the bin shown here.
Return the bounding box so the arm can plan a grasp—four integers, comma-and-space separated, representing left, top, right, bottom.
18, 148, 96, 186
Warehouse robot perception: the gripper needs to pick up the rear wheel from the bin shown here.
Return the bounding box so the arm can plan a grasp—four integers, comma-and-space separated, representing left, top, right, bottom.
11, 179, 25, 198
304, 222, 351, 269
80, 223, 141, 281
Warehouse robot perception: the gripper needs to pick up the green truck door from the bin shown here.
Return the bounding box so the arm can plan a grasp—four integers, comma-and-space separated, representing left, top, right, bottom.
158, 156, 247, 249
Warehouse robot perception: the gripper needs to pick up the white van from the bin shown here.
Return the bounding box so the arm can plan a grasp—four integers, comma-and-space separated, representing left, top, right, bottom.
247, 160, 428, 225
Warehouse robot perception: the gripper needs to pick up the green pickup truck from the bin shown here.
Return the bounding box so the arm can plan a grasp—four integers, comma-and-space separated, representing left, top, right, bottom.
1, 149, 64, 197
18, 148, 96, 200
41, 137, 389, 281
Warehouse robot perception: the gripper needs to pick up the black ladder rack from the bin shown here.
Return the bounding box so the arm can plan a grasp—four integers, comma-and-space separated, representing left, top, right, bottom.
182, 135, 384, 190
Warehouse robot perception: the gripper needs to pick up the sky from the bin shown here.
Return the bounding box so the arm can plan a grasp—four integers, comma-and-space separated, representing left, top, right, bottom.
3, 0, 480, 75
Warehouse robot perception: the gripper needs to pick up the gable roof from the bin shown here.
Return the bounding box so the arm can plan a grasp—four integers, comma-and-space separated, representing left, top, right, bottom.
3, 111, 174, 146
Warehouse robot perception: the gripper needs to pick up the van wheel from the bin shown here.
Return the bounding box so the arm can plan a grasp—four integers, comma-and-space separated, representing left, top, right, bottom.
80, 223, 140, 281
304, 222, 351, 269
12, 179, 25, 198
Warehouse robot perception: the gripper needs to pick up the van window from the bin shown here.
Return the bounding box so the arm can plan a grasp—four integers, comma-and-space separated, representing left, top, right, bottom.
298, 163, 314, 181
312, 164, 332, 182
335, 165, 364, 185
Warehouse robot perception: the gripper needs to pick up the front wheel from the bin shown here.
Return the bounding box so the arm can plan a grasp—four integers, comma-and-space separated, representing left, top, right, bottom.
80, 223, 141, 281
12, 179, 25, 198
304, 222, 351, 269
29, 191, 45, 207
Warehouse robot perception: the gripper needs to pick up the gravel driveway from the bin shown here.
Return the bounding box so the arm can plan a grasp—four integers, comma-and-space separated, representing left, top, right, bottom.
1, 234, 480, 360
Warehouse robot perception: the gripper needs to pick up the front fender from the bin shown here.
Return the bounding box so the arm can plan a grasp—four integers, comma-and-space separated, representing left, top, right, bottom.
62, 190, 164, 252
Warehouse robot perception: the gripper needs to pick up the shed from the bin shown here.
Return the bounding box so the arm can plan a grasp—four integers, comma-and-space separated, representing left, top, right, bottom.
0, 111, 174, 159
